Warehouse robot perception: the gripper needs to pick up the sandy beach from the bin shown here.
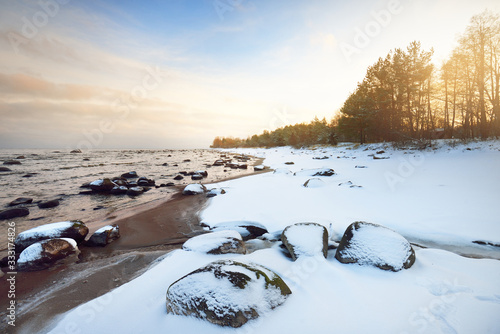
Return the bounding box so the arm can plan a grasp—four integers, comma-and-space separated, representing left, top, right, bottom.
0, 187, 209, 334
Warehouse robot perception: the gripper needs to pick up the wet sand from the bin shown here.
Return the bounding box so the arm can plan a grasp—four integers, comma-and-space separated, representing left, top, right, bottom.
0, 189, 210, 334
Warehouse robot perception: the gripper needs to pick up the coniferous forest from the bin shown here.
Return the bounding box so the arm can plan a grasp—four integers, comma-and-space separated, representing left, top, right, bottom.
211, 11, 500, 148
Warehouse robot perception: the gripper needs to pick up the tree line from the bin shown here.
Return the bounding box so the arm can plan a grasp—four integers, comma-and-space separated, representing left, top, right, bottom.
211, 11, 500, 148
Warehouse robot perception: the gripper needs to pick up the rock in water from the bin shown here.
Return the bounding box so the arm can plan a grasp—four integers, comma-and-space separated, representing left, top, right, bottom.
90, 178, 117, 192
0, 208, 30, 220
121, 171, 138, 178
166, 260, 291, 328
17, 238, 79, 271
3, 160, 21, 165
127, 186, 144, 196
182, 184, 206, 195
38, 199, 60, 209
86, 225, 120, 247
15, 220, 89, 253
9, 197, 33, 206
0, 167, 12, 172
282, 223, 328, 260
182, 230, 246, 255
335, 222, 415, 271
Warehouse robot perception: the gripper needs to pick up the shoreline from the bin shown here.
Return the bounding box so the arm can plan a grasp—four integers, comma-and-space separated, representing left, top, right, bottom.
0, 156, 268, 334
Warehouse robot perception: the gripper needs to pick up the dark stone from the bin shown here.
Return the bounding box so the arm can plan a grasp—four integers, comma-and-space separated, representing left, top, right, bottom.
312, 169, 336, 177
127, 186, 144, 196
86, 225, 120, 247
166, 182, 175, 186
335, 222, 415, 271
15, 221, 89, 253
121, 171, 138, 179
376, 150, 385, 154
174, 175, 184, 180
183, 159, 191, 162
191, 174, 203, 181
3, 160, 21, 165
70, 149, 82, 153
17, 238, 79, 271
137, 177, 155, 186
23, 173, 37, 178
0, 167, 12, 172
166, 260, 291, 328
162, 163, 169, 166
213, 159, 224, 166
38, 199, 60, 209
16, 156, 25, 159
284, 162, 294, 165
9, 197, 33, 206
0, 208, 30, 220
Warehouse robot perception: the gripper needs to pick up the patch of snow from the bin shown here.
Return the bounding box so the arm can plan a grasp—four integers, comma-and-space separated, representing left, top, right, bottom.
16, 221, 78, 241
283, 223, 325, 257
182, 184, 205, 194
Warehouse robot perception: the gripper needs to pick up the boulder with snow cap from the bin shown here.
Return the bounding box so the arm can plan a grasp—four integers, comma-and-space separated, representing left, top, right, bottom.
335, 222, 415, 271
127, 186, 144, 196
210, 221, 268, 241
206, 188, 226, 198
15, 220, 89, 253
303, 178, 325, 188
17, 238, 79, 271
166, 260, 292, 328
182, 230, 246, 255
90, 178, 117, 192
282, 223, 328, 260
182, 184, 206, 195
86, 225, 120, 247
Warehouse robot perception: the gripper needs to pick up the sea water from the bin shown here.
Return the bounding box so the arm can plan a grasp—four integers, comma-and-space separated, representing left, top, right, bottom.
0, 148, 258, 255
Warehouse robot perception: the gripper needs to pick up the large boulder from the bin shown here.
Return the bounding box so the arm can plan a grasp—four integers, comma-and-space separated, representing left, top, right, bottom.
335, 222, 416, 271
182, 230, 246, 255
0, 207, 30, 220
9, 197, 33, 206
86, 225, 120, 247
166, 260, 292, 328
182, 184, 206, 195
282, 223, 328, 261
15, 220, 89, 253
90, 178, 117, 192
17, 238, 79, 271
210, 221, 268, 241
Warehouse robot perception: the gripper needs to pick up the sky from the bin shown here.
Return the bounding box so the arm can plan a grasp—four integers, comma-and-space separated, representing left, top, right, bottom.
0, 0, 499, 149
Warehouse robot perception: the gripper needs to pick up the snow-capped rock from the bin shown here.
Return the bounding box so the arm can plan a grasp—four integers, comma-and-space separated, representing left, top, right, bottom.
303, 178, 325, 188
90, 178, 117, 192
17, 238, 79, 271
86, 225, 120, 247
335, 222, 415, 271
282, 223, 328, 260
15, 221, 89, 253
210, 221, 268, 240
182, 230, 245, 255
182, 184, 206, 195
166, 260, 292, 328
206, 188, 226, 198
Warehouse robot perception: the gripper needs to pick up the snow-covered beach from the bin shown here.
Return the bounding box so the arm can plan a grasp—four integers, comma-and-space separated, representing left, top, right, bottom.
37, 141, 500, 333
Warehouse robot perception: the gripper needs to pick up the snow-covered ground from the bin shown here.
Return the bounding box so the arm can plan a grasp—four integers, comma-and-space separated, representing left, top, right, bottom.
47, 140, 500, 334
